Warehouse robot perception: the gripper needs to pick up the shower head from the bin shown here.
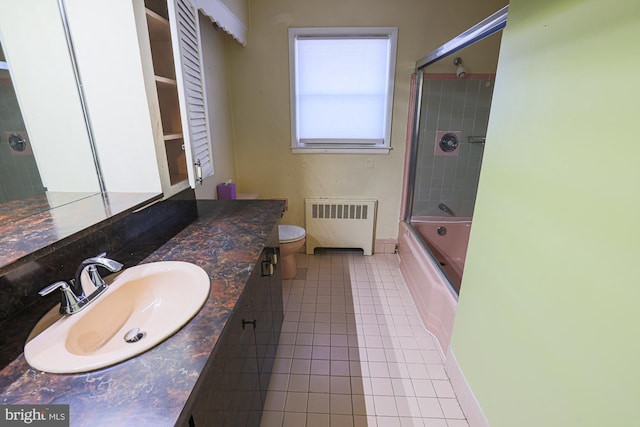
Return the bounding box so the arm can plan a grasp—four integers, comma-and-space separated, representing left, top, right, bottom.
453, 57, 466, 79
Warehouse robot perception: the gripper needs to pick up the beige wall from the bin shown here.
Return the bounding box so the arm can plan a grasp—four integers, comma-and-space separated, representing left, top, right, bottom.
195, 13, 238, 199
226, 0, 506, 239
220, 0, 249, 30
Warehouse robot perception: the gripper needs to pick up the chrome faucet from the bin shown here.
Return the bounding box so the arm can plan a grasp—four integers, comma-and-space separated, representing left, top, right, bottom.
39, 253, 123, 315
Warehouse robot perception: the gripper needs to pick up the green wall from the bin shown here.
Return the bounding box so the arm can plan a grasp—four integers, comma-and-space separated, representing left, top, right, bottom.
451, 0, 640, 426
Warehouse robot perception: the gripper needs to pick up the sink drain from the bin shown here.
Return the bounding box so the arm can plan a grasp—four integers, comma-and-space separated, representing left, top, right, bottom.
124, 328, 146, 343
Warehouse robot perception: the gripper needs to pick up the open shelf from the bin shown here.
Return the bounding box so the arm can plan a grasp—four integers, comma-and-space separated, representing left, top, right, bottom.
145, 7, 175, 80
163, 133, 183, 141
144, 0, 188, 190
165, 138, 188, 185
145, 8, 170, 38
155, 75, 177, 86
145, 0, 169, 19
156, 82, 182, 135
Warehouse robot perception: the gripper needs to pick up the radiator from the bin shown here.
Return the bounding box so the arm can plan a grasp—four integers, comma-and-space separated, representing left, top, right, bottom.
305, 198, 377, 255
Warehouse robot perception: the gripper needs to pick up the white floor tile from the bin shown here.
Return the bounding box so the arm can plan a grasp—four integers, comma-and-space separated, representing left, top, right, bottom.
284, 391, 308, 413
282, 411, 306, 427
309, 375, 330, 393
399, 417, 425, 427
290, 358, 311, 375
293, 345, 313, 359
377, 416, 402, 427
306, 413, 330, 427
423, 419, 448, 427
439, 398, 465, 419
391, 378, 415, 397
268, 373, 290, 392
288, 374, 310, 392
330, 393, 353, 415
394, 396, 422, 418
307, 393, 330, 413
373, 395, 398, 416
331, 376, 352, 394
371, 377, 394, 396
432, 380, 456, 398
416, 397, 444, 418
351, 394, 367, 416
264, 391, 287, 412
445, 420, 470, 427
412, 379, 437, 397
331, 414, 354, 427
262, 251, 467, 426
259, 411, 283, 427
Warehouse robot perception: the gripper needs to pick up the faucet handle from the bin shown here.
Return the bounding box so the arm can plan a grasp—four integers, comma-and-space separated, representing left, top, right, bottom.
39, 281, 71, 296
39, 281, 83, 315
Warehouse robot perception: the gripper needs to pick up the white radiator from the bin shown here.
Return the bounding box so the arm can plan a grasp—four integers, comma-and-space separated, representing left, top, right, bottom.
305, 198, 377, 255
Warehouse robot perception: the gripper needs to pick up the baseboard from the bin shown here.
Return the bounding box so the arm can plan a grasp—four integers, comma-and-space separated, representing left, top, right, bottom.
375, 238, 397, 254
445, 349, 490, 427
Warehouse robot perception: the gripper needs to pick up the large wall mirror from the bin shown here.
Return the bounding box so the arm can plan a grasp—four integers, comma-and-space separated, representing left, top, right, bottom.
0, 0, 101, 209
0, 0, 158, 270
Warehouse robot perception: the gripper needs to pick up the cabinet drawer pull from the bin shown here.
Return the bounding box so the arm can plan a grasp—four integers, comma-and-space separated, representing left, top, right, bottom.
242, 319, 256, 330
261, 260, 273, 277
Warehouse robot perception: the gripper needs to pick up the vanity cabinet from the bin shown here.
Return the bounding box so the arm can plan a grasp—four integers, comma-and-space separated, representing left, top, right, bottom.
255, 235, 283, 408
183, 227, 283, 427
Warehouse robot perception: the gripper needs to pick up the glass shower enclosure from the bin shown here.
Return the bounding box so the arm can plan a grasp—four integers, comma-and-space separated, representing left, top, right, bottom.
404, 7, 507, 294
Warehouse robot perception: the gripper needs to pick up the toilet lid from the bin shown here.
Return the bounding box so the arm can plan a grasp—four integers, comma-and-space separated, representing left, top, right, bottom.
279, 225, 306, 243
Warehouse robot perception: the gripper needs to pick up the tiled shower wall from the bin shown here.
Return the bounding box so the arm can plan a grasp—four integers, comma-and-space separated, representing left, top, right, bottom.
411, 74, 495, 218
0, 79, 44, 203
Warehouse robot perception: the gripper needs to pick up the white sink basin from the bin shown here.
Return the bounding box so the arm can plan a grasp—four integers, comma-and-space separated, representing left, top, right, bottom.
25, 261, 210, 374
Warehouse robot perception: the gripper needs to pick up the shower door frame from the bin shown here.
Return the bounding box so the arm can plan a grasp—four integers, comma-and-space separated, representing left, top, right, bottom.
403, 5, 508, 296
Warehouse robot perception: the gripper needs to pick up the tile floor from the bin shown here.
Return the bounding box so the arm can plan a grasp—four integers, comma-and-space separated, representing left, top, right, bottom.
260, 250, 467, 427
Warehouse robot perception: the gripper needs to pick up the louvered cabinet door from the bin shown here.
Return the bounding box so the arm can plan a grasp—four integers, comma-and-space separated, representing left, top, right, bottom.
168, 0, 214, 187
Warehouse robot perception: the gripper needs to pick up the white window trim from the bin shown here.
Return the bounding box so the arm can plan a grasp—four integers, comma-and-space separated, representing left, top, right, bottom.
289, 27, 398, 154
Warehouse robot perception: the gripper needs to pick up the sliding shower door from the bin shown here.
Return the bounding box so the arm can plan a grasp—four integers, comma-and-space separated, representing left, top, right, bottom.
410, 75, 492, 219
406, 31, 502, 294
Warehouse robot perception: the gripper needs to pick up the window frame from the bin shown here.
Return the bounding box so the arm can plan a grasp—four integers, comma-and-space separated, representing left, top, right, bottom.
288, 27, 398, 154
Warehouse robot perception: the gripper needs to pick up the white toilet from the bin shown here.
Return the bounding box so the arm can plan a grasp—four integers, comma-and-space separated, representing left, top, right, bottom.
278, 225, 306, 280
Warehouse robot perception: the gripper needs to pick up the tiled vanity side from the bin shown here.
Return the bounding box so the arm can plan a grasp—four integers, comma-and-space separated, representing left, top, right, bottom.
0, 189, 197, 369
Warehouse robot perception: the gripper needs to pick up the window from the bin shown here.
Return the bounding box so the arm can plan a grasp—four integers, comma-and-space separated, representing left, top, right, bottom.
289, 27, 398, 154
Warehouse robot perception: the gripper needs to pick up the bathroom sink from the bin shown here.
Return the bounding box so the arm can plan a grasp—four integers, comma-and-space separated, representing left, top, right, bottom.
24, 261, 210, 374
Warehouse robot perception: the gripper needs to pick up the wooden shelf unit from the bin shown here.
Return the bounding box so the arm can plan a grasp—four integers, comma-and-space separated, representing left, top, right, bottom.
144, 0, 187, 188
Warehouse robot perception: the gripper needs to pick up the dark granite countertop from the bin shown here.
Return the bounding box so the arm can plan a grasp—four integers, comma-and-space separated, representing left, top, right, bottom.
0, 199, 284, 426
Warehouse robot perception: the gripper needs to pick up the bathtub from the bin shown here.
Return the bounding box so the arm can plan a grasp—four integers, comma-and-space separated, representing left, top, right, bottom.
397, 217, 471, 354
410, 216, 471, 293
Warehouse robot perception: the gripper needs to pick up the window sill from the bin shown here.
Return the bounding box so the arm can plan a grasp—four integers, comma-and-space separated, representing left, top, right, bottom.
291, 146, 391, 154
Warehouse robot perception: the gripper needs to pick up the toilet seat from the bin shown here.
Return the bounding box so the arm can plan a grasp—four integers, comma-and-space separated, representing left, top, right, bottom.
279, 225, 306, 243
